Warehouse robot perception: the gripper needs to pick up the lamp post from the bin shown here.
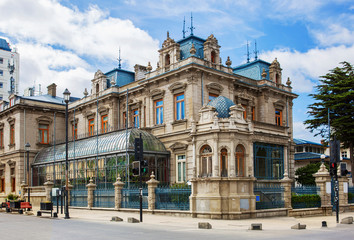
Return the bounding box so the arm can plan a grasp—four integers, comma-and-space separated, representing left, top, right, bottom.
25, 142, 30, 202
320, 154, 326, 164
63, 88, 71, 219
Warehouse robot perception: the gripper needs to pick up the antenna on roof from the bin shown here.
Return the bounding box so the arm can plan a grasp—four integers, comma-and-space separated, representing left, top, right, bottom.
254, 40, 259, 61
182, 16, 187, 38
190, 12, 195, 36
246, 41, 250, 63
118, 47, 122, 69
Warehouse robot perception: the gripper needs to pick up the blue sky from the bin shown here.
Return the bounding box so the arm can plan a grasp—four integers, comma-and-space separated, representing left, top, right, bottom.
1, 0, 353, 142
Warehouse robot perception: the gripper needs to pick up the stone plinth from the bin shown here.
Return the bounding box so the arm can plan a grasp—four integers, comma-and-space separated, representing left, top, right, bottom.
44, 180, 54, 202
313, 163, 332, 208
86, 178, 97, 209
113, 175, 125, 209
146, 172, 159, 211
190, 177, 256, 219
280, 175, 293, 209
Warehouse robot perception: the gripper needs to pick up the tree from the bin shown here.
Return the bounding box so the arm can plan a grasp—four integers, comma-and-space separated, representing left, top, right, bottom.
295, 162, 322, 185
304, 62, 354, 183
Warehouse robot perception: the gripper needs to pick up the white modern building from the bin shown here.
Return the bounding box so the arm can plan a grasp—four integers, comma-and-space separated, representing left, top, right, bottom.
0, 38, 19, 100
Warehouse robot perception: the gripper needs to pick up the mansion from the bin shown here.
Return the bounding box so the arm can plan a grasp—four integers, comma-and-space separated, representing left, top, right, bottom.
0, 30, 297, 217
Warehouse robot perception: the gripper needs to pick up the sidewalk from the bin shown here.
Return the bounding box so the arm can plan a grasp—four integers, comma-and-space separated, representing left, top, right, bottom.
30, 207, 354, 231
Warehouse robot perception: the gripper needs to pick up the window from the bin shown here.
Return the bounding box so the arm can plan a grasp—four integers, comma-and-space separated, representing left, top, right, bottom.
0, 178, 4, 192
11, 177, 15, 192
0, 58, 3, 64
254, 143, 284, 180
200, 145, 212, 177
10, 124, 14, 145
251, 107, 255, 121
209, 93, 218, 102
132, 110, 139, 128
275, 109, 282, 126
0, 70, 3, 76
0, 82, 3, 88
295, 146, 303, 153
211, 51, 216, 63
174, 93, 185, 120
235, 145, 245, 177
96, 83, 99, 94
176, 155, 186, 182
0, 128, 3, 147
154, 99, 163, 125
101, 115, 108, 133
88, 119, 95, 136
220, 148, 228, 177
342, 151, 347, 158
72, 123, 78, 140
38, 124, 49, 144
165, 54, 170, 66
123, 112, 127, 128
10, 98, 15, 107
242, 104, 247, 120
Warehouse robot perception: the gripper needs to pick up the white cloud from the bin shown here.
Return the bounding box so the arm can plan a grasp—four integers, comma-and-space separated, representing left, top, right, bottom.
0, 0, 160, 97
312, 24, 354, 46
293, 121, 322, 142
260, 44, 354, 93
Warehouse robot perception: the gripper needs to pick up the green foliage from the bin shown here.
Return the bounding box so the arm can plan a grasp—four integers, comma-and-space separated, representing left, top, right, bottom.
295, 162, 329, 185
304, 61, 354, 147
170, 183, 191, 203
349, 192, 354, 201
7, 193, 19, 201
291, 193, 321, 208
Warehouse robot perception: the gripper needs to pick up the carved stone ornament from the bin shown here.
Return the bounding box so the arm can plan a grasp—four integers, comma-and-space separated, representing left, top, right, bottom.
206, 82, 223, 95
168, 82, 187, 94
36, 116, 53, 125
169, 142, 188, 152
147, 62, 152, 72
94, 69, 105, 79
162, 31, 176, 48
286, 77, 292, 86
225, 56, 232, 67
262, 68, 267, 79
149, 89, 165, 100
190, 43, 196, 55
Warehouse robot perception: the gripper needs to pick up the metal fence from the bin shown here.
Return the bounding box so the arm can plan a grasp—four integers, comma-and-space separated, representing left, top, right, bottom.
254, 183, 284, 210
155, 186, 191, 210
291, 185, 319, 195
291, 185, 321, 209
94, 188, 115, 208
349, 186, 354, 204
70, 189, 88, 207
121, 186, 148, 209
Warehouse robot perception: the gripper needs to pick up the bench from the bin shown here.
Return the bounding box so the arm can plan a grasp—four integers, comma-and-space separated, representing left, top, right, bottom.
20, 202, 32, 211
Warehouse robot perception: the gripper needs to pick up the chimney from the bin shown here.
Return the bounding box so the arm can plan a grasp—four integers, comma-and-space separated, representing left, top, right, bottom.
47, 83, 57, 97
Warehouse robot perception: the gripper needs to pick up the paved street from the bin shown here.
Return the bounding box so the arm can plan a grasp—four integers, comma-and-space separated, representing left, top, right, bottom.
1, 209, 354, 240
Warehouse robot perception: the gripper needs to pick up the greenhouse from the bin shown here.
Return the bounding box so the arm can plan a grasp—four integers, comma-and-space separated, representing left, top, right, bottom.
32, 128, 170, 188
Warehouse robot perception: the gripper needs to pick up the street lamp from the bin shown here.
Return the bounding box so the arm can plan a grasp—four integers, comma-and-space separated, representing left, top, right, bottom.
25, 142, 30, 203
320, 154, 326, 164
63, 88, 71, 219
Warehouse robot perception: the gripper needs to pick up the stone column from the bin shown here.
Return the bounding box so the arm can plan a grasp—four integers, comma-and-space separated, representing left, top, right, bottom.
44, 179, 54, 202
67, 181, 74, 206
338, 175, 349, 212
146, 172, 159, 211
86, 178, 96, 209
113, 175, 125, 210
20, 181, 27, 200
280, 174, 293, 209
314, 163, 332, 214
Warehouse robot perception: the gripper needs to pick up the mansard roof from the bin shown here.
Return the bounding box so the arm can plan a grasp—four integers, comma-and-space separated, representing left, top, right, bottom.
105, 68, 135, 87
293, 138, 324, 147
33, 128, 169, 164
177, 35, 206, 60
0, 38, 11, 51
233, 59, 271, 81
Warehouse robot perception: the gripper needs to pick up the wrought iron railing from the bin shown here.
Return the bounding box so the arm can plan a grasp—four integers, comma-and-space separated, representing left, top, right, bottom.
254, 183, 284, 210
121, 186, 148, 209
155, 185, 191, 211
70, 189, 88, 207
349, 186, 354, 204
291, 185, 321, 209
94, 188, 115, 208
291, 185, 319, 195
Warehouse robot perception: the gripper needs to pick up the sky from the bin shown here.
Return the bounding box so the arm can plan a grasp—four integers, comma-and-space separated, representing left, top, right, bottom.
0, 0, 353, 143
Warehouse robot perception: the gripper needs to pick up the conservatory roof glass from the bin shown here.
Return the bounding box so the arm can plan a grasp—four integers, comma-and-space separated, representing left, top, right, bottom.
33, 128, 168, 164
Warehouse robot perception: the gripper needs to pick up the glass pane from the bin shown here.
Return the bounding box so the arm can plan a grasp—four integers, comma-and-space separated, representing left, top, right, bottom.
176, 102, 180, 120
176, 94, 184, 101
178, 162, 181, 182
181, 101, 185, 119
208, 156, 212, 175
183, 162, 186, 182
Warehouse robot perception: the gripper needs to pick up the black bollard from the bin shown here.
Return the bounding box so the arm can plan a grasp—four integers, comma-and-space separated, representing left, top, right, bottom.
322, 221, 327, 227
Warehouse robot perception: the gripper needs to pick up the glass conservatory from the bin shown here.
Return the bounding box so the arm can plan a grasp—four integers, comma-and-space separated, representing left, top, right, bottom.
32, 128, 170, 188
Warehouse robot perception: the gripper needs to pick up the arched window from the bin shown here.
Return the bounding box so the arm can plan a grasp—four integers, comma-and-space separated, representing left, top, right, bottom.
96, 83, 99, 94
220, 148, 228, 177
275, 73, 280, 84
235, 145, 245, 177
211, 51, 216, 63
200, 145, 212, 177
165, 54, 170, 66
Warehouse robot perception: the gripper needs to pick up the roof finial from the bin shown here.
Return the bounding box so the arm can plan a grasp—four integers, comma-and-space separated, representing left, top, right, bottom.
182, 16, 187, 38
254, 40, 259, 61
167, 31, 170, 39
117, 47, 122, 69
246, 41, 250, 63
190, 12, 195, 36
